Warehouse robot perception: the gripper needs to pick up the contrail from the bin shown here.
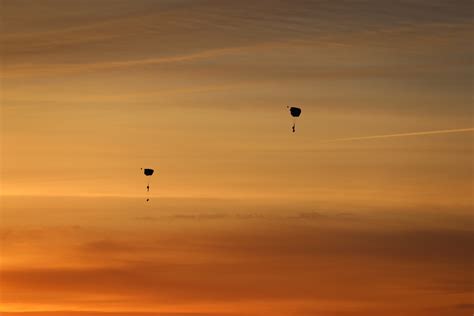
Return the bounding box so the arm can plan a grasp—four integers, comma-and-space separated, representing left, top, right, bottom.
325, 127, 474, 143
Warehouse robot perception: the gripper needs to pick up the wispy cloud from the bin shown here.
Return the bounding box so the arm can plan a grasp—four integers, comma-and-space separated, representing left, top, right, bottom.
1, 224, 471, 311
0, 313, 222, 316
324, 128, 474, 143
2, 41, 290, 77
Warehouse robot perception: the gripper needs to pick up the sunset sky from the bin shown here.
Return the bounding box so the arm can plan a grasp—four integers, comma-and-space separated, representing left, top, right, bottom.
1, 1, 473, 315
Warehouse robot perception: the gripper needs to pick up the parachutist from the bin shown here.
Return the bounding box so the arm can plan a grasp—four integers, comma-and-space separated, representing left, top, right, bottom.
288, 106, 301, 133
142, 168, 155, 200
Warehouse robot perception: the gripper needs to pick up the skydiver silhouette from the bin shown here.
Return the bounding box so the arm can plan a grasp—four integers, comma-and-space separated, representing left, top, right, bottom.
147, 184, 150, 192
292, 123, 296, 133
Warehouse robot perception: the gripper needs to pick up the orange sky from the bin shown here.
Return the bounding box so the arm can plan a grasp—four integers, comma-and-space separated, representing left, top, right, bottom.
1, 1, 473, 315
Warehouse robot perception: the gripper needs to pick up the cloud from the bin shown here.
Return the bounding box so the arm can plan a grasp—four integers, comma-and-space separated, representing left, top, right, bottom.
2, 0, 472, 78
2, 225, 472, 297
324, 128, 474, 143
1, 42, 286, 77
1, 200, 472, 314
80, 240, 139, 254
0, 312, 224, 316
454, 303, 474, 309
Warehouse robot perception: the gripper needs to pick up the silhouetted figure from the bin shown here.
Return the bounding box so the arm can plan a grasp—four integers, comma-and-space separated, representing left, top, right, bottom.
288, 106, 302, 133
141, 168, 155, 203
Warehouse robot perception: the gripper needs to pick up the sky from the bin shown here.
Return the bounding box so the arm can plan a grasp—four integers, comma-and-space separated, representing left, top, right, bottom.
0, 0, 473, 315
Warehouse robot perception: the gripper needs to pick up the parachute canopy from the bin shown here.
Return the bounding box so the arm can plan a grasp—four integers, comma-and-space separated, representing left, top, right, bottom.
143, 168, 154, 176
289, 107, 301, 117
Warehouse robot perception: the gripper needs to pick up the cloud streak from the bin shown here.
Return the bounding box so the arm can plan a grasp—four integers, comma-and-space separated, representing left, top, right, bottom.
324, 127, 474, 143
1, 222, 472, 313
1, 42, 283, 77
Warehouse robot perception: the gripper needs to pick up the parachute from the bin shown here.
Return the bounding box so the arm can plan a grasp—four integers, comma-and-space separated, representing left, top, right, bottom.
289, 107, 301, 117
143, 168, 154, 176
288, 106, 302, 132
141, 168, 155, 201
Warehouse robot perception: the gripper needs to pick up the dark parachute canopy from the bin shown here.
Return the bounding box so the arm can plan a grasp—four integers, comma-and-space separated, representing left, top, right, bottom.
143, 168, 154, 176
289, 107, 302, 117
